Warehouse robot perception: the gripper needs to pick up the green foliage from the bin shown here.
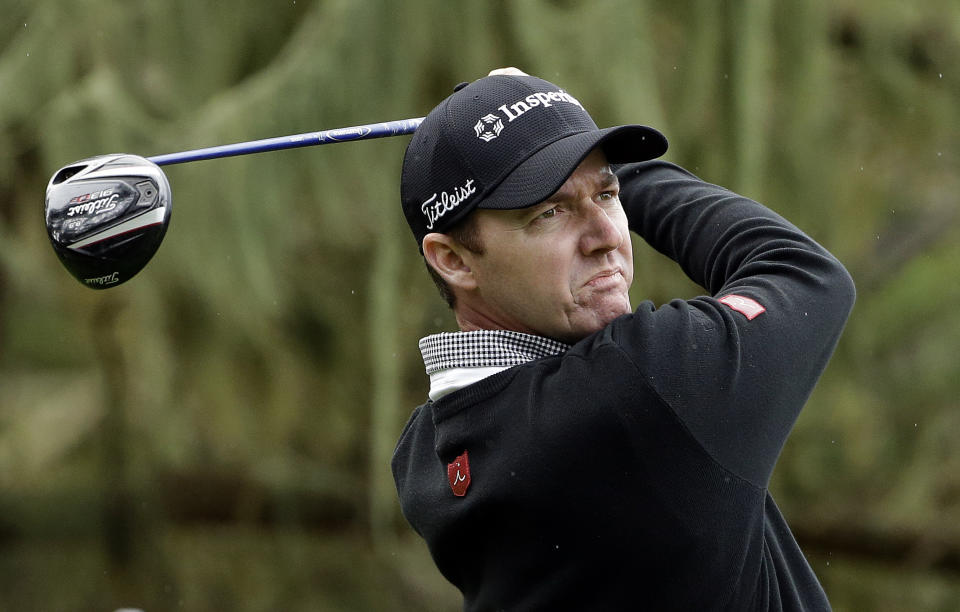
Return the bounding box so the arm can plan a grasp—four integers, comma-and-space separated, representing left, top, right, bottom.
1, 0, 959, 609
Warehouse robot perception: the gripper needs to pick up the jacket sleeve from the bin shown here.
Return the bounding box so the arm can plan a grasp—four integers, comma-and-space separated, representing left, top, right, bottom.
612, 160, 856, 488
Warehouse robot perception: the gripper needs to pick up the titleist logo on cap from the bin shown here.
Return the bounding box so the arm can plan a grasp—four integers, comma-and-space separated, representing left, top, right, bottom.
421, 178, 476, 230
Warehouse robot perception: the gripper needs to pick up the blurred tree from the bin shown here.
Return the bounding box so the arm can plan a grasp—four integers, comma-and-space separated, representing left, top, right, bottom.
0, 0, 959, 609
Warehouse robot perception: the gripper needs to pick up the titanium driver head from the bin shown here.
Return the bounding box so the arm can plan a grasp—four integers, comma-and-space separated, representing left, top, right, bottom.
44, 154, 172, 289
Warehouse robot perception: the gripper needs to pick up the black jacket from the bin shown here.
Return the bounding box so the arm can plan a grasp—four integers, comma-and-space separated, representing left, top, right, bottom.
392, 161, 856, 611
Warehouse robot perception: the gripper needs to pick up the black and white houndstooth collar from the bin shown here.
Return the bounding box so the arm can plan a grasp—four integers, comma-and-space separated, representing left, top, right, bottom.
419, 330, 570, 375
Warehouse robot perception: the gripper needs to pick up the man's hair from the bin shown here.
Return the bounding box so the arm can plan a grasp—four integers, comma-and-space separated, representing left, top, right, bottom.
425, 213, 485, 309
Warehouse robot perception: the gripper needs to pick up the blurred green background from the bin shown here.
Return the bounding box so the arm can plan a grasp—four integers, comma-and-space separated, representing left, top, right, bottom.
1, 0, 958, 610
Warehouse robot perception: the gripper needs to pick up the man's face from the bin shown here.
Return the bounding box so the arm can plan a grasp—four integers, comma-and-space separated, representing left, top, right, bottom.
460, 149, 634, 343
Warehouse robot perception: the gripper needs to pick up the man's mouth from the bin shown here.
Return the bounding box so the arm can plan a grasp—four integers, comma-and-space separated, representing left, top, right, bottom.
585, 268, 623, 289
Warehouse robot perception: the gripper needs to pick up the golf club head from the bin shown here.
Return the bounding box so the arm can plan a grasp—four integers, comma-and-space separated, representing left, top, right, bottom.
45, 154, 172, 289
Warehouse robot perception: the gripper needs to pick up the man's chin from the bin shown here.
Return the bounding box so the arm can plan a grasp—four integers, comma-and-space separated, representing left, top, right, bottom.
590, 291, 632, 320
595, 307, 631, 331
561, 300, 632, 343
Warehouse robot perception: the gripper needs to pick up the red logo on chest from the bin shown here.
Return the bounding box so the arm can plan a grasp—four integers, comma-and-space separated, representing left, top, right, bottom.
447, 451, 471, 497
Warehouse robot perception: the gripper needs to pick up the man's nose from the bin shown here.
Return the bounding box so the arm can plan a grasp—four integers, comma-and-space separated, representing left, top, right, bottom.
579, 203, 624, 255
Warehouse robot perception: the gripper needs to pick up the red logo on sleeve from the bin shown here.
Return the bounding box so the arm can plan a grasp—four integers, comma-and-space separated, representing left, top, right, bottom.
447, 451, 471, 497
719, 294, 766, 320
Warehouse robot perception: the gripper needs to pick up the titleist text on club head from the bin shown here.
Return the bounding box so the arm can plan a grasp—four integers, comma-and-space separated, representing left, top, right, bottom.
45, 154, 172, 289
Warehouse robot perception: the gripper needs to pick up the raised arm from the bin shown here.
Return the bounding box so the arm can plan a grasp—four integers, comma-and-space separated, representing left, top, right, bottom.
611, 160, 856, 487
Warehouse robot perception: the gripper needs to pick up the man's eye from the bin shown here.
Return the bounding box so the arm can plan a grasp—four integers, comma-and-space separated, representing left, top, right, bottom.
539, 207, 559, 219
598, 191, 616, 201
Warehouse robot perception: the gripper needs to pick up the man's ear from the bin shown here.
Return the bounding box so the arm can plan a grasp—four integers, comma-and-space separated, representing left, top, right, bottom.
422, 233, 478, 292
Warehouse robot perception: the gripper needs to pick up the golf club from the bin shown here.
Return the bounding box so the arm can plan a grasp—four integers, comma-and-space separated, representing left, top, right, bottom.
44, 117, 424, 289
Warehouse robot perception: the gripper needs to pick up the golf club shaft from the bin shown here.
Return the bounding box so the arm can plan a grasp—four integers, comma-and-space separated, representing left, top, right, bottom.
147, 117, 424, 166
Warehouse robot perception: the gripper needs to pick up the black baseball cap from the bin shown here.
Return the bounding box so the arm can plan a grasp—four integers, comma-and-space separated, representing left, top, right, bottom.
400, 74, 668, 248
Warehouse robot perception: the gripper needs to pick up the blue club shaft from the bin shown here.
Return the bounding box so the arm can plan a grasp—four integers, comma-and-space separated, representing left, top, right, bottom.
147, 117, 424, 167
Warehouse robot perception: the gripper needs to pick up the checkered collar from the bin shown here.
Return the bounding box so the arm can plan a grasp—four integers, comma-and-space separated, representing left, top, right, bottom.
419, 330, 570, 375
